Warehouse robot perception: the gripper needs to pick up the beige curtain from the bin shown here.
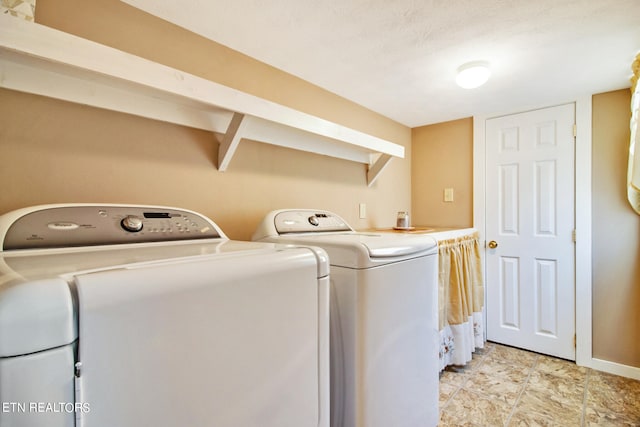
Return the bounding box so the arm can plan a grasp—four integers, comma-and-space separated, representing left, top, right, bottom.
0, 0, 36, 21
437, 231, 484, 370
627, 52, 640, 214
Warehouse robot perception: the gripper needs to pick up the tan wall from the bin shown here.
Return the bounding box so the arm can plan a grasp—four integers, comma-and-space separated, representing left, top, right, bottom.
0, 0, 411, 240
592, 89, 640, 367
411, 117, 473, 228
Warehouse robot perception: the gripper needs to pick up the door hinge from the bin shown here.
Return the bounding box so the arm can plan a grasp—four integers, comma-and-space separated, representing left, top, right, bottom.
572, 229, 577, 243
573, 124, 577, 138
573, 334, 577, 349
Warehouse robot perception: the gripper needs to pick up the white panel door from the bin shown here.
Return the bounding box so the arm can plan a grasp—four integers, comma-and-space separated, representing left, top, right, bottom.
485, 104, 576, 360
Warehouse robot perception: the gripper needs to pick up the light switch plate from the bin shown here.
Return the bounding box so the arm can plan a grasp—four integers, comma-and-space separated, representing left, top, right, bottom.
359, 203, 366, 219
444, 188, 454, 202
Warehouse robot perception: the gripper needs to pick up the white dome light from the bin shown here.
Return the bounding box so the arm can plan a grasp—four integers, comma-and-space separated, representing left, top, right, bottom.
456, 61, 491, 89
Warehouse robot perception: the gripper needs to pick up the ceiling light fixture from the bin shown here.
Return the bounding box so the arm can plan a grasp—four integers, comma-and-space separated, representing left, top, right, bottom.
456, 61, 491, 89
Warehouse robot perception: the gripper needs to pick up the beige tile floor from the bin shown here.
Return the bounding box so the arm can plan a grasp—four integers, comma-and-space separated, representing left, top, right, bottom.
439, 341, 640, 426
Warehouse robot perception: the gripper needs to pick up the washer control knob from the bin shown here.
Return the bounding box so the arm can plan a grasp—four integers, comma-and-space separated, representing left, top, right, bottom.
308, 215, 320, 226
121, 215, 143, 232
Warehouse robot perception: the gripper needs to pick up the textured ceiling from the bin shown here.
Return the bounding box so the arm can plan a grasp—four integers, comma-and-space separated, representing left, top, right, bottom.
122, 0, 640, 127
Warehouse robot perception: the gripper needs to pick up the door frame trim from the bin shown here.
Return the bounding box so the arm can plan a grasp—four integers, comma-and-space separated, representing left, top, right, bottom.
473, 97, 592, 367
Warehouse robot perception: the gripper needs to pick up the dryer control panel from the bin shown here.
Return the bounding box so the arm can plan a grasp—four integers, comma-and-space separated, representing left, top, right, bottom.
0, 204, 224, 250
273, 210, 353, 234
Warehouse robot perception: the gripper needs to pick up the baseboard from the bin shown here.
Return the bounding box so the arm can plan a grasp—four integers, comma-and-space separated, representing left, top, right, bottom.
589, 358, 640, 380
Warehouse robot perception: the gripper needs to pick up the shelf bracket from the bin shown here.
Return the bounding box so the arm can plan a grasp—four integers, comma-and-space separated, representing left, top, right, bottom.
218, 112, 247, 171
367, 154, 393, 187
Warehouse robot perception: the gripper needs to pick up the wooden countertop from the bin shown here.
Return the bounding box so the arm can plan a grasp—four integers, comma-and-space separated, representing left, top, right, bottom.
361, 227, 478, 240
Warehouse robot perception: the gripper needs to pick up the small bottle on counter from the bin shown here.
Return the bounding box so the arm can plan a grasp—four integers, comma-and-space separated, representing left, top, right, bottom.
396, 211, 410, 228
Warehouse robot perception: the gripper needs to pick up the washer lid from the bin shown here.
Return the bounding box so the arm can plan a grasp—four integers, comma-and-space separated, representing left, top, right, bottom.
265, 232, 437, 268
0, 240, 326, 357
353, 233, 436, 258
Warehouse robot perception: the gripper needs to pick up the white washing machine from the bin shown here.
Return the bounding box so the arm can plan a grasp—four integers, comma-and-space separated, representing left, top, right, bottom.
253, 209, 439, 427
0, 204, 330, 427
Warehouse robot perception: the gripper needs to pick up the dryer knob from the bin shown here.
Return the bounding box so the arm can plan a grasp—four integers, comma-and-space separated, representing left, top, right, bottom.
308, 215, 320, 226
121, 215, 143, 232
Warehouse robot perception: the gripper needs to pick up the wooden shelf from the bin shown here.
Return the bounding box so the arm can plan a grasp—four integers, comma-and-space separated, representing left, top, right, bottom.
0, 15, 404, 186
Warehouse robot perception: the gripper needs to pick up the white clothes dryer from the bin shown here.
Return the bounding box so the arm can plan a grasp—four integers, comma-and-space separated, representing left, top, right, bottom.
0, 204, 329, 427
253, 209, 439, 427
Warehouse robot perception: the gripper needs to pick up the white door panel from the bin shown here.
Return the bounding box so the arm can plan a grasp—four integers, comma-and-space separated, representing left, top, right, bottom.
486, 104, 575, 360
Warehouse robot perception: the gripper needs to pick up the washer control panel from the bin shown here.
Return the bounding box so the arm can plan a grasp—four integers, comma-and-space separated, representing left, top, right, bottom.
0, 205, 223, 250
274, 210, 352, 234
